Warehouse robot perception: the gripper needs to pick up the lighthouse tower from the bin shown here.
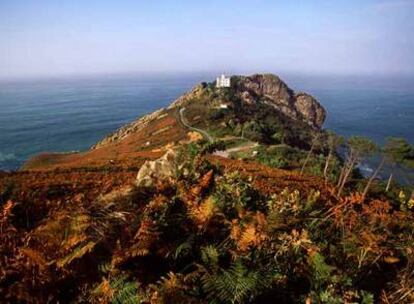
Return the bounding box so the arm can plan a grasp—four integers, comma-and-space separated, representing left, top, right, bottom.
216, 74, 231, 88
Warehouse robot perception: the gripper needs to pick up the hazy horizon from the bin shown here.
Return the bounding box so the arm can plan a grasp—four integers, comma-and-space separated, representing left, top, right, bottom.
1, 70, 414, 85
1, 0, 414, 80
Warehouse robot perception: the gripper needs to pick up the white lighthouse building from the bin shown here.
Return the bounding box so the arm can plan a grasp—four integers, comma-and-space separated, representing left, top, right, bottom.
216, 74, 231, 88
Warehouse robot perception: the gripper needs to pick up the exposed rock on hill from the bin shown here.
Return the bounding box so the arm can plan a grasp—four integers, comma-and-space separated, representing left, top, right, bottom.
232, 74, 325, 128
294, 92, 326, 128
169, 74, 325, 129
136, 149, 178, 187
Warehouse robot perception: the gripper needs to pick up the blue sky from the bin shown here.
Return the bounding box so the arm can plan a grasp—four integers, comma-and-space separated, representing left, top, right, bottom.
1, 0, 413, 79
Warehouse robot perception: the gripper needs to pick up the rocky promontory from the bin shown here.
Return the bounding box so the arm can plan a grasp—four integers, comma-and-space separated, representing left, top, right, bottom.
169, 74, 325, 129
232, 74, 325, 128
23, 73, 326, 170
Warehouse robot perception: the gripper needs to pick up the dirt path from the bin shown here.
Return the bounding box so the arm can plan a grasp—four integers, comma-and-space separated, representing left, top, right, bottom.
179, 107, 213, 142
214, 141, 259, 158
179, 108, 259, 158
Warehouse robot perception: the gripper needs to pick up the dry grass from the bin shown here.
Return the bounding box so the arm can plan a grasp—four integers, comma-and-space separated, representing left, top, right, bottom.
22, 111, 188, 171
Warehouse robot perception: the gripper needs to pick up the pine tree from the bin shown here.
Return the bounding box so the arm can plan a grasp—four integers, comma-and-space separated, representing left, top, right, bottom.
382, 137, 411, 192
323, 131, 344, 184
301, 133, 322, 175
337, 136, 376, 197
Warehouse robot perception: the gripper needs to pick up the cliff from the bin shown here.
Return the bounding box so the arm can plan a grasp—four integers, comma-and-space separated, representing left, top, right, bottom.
233, 74, 325, 128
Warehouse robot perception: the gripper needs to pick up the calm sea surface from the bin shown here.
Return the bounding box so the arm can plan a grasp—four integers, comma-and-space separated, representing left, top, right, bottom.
0, 73, 413, 171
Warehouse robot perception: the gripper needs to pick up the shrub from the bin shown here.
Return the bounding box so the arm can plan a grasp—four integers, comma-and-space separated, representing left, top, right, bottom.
2, 145, 413, 303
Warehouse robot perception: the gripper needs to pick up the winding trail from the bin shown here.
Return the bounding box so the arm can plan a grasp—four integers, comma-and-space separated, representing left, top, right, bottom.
179, 107, 260, 158
213, 141, 259, 158
179, 107, 214, 143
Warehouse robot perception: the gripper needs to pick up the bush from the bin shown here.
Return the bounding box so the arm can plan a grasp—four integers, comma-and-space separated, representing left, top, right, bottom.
2, 145, 412, 303
208, 108, 228, 120
243, 120, 266, 142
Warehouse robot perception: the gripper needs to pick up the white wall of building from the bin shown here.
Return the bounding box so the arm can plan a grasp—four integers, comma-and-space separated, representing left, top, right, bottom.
216, 74, 231, 88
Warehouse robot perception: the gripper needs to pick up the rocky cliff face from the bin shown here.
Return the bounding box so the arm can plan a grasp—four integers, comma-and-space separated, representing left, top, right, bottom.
294, 92, 326, 128
233, 74, 326, 128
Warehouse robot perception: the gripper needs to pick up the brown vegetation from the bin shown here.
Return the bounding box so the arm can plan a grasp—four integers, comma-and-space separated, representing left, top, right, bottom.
1, 145, 413, 303
22, 111, 188, 171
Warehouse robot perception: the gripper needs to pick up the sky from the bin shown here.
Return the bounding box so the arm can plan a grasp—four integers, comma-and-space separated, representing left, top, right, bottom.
1, 0, 414, 79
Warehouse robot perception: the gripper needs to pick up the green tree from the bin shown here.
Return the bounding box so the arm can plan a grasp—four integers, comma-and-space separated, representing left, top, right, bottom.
358, 137, 412, 201
361, 149, 384, 202
337, 136, 376, 197
382, 137, 411, 192
300, 132, 322, 175
323, 131, 344, 184
243, 120, 265, 142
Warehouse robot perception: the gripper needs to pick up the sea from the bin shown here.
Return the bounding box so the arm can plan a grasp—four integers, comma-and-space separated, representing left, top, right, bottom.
1, 73, 413, 176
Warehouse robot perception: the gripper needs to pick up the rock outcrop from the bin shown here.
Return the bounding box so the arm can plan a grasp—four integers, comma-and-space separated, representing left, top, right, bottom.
169, 74, 326, 129
234, 74, 326, 128
136, 149, 178, 187
294, 92, 326, 128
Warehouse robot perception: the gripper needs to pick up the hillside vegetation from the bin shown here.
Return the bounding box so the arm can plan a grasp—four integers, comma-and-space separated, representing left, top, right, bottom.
1, 74, 414, 303
2, 141, 414, 303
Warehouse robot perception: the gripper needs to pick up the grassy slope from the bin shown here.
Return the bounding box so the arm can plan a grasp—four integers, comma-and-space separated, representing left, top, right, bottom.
22, 110, 189, 171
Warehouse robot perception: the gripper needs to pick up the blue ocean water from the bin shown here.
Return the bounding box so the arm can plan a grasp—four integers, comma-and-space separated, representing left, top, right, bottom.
0, 73, 413, 171
286, 74, 414, 145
